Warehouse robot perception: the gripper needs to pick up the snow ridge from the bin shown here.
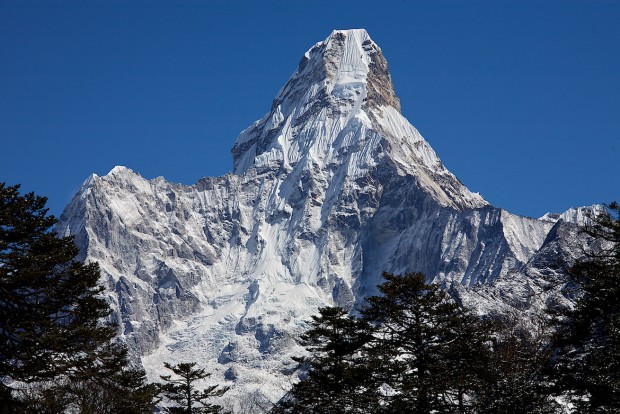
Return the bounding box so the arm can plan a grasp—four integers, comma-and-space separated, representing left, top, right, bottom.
57, 29, 584, 405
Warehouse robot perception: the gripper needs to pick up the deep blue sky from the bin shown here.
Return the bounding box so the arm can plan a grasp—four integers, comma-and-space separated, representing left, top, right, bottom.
1, 0, 618, 218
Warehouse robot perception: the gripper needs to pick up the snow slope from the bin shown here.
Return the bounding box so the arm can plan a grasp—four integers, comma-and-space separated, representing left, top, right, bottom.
57, 29, 592, 404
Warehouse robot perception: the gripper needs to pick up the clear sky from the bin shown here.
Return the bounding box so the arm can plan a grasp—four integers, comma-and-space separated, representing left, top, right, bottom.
1, 0, 618, 219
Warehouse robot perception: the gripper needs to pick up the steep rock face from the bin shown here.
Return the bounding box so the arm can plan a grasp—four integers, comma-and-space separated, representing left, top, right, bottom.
57, 29, 584, 402
458, 209, 597, 321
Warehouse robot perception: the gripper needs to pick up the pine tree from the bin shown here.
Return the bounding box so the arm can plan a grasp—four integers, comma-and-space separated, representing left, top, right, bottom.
159, 362, 229, 414
0, 183, 157, 412
477, 315, 558, 414
548, 202, 620, 412
361, 272, 492, 414
60, 343, 158, 414
274, 307, 375, 414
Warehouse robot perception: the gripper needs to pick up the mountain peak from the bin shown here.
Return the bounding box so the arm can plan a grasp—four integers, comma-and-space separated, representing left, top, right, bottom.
323, 29, 400, 112
56, 28, 575, 405
230, 29, 485, 210
328, 28, 370, 39
270, 28, 400, 114
231, 29, 402, 174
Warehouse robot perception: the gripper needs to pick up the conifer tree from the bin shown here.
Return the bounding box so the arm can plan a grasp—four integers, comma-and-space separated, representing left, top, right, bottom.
477, 315, 558, 414
276, 273, 496, 413
548, 202, 620, 412
274, 307, 375, 414
57, 343, 158, 413
361, 272, 492, 414
159, 362, 229, 414
0, 183, 157, 412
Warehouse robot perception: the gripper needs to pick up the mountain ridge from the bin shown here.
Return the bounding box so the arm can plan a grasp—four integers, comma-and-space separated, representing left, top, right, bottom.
57, 29, 591, 403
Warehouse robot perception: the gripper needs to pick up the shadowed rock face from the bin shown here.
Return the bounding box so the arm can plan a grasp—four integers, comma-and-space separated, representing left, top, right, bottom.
363, 39, 401, 112
57, 29, 591, 403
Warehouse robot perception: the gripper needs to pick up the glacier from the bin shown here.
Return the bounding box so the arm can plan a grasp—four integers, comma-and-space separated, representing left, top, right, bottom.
57, 29, 593, 404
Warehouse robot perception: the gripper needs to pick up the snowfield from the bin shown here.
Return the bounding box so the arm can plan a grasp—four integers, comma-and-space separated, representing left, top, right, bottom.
57, 29, 594, 404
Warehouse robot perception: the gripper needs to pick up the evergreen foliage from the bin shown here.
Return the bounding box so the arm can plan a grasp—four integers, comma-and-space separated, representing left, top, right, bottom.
362, 272, 492, 413
159, 362, 230, 414
0, 183, 157, 412
275, 272, 495, 414
0, 183, 109, 383
548, 202, 620, 412
477, 316, 558, 414
274, 307, 375, 414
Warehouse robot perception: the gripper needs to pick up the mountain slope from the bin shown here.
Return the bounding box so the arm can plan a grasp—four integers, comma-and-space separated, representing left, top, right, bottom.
57, 29, 584, 402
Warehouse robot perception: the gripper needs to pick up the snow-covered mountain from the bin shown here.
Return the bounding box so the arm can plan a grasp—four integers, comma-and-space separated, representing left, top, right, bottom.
57, 29, 592, 403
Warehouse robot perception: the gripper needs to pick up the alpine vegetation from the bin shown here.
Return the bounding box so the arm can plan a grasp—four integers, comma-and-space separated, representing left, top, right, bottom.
0, 183, 158, 413
159, 362, 230, 414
